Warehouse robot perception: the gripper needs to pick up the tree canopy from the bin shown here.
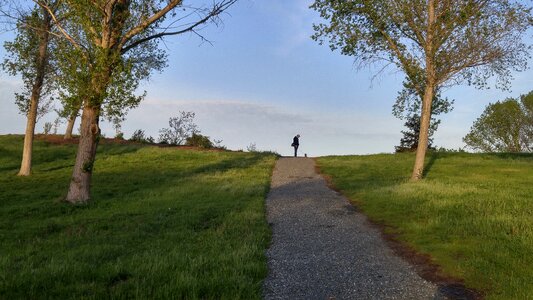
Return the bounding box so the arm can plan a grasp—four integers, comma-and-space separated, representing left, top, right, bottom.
464, 92, 533, 152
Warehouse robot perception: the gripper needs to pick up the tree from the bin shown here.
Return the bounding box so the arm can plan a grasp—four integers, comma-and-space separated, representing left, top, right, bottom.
396, 115, 433, 152
158, 111, 199, 145
464, 94, 533, 152
57, 95, 81, 139
312, 0, 531, 180
35, 0, 237, 203
521, 92, 533, 150
393, 78, 453, 152
1, 3, 59, 176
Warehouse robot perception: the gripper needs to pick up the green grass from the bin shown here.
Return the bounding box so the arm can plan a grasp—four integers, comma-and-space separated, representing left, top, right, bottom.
0, 135, 278, 299
317, 152, 533, 300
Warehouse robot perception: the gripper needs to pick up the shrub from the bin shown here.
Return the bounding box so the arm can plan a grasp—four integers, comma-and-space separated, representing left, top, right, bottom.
185, 133, 213, 149
130, 129, 154, 144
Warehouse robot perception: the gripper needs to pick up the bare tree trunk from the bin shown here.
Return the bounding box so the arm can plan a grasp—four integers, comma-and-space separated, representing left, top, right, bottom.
65, 105, 100, 203
18, 93, 39, 176
64, 110, 77, 139
411, 84, 435, 180
17, 11, 51, 176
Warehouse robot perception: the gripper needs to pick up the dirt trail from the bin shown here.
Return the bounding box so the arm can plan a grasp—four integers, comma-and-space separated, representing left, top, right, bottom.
263, 157, 444, 300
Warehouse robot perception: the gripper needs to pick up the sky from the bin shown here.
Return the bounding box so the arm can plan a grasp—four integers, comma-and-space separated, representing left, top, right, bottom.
1, 0, 533, 156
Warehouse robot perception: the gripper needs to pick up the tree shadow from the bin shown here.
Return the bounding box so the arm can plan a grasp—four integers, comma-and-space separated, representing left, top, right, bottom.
482, 152, 533, 160
90, 152, 270, 202
423, 152, 439, 177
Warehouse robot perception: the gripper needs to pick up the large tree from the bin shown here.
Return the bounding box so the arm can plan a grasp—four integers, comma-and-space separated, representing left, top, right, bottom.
312, 0, 531, 180
1, 2, 58, 176
34, 0, 237, 203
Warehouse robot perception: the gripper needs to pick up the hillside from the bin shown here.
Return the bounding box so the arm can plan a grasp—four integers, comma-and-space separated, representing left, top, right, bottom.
0, 135, 277, 299
4, 134, 533, 299
318, 152, 533, 300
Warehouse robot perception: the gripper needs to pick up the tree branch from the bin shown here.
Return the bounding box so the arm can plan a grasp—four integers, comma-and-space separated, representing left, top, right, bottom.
120, 0, 237, 53
118, 0, 183, 50
33, 0, 82, 50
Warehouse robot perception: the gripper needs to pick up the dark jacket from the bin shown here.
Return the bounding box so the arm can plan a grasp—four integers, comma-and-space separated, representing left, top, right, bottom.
293, 136, 299, 146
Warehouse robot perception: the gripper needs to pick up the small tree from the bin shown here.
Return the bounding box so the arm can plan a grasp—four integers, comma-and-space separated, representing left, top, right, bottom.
158, 112, 199, 145
393, 78, 453, 152
246, 142, 257, 152
43, 122, 52, 135
396, 115, 432, 152
312, 0, 531, 180
464, 95, 533, 152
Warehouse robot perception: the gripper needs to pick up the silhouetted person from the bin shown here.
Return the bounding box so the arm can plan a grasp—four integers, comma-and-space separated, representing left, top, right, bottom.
292, 134, 300, 157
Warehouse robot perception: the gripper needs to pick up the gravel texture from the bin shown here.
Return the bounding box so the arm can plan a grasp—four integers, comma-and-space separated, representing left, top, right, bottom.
263, 157, 443, 300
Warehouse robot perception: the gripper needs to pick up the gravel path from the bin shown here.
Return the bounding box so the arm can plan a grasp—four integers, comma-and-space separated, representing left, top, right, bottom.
263, 157, 442, 300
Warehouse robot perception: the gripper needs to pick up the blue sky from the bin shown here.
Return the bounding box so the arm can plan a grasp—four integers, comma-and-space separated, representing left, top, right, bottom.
1, 0, 532, 156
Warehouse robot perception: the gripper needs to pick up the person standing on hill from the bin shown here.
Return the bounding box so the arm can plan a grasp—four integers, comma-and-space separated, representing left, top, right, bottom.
291, 134, 300, 157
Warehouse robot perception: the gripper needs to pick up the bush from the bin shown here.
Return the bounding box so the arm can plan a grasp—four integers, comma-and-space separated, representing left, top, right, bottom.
130, 129, 154, 144
185, 133, 213, 149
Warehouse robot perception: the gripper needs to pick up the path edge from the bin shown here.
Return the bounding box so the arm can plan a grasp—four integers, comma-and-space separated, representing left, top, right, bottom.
312, 158, 484, 300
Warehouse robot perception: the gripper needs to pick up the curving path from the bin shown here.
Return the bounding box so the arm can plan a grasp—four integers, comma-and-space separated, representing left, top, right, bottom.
263, 157, 443, 300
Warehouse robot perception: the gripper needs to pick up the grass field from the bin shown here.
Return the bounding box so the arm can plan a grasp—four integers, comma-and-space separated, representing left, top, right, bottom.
0, 135, 277, 299
317, 152, 533, 300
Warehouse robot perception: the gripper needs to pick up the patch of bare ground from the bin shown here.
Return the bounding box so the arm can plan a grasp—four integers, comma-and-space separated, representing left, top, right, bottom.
314, 159, 483, 300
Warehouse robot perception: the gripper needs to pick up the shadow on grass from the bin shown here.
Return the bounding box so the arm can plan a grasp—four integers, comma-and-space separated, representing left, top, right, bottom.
1, 151, 271, 236
96, 144, 144, 157
482, 152, 533, 160
423, 152, 439, 177
88, 153, 269, 203
0, 149, 274, 299
0, 141, 144, 174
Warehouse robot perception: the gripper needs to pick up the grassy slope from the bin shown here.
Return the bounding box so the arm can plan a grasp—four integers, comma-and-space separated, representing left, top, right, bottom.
0, 135, 277, 299
317, 152, 533, 300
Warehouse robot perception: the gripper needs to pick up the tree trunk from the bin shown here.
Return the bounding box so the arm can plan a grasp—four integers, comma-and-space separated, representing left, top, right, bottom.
64, 111, 77, 139
65, 58, 112, 203
17, 11, 51, 176
18, 94, 39, 176
411, 84, 435, 180
65, 105, 100, 203
411, 0, 436, 181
